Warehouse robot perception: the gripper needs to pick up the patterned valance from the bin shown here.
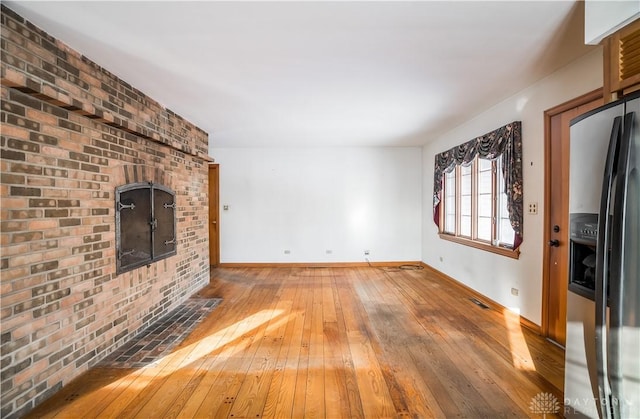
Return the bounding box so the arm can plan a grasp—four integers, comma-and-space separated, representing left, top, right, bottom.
433, 121, 523, 249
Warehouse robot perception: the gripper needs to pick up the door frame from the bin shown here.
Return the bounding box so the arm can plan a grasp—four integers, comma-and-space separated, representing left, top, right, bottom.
541, 88, 603, 339
209, 163, 220, 267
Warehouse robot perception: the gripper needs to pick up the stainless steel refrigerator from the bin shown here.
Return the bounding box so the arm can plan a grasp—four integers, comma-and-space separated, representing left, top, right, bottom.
565, 93, 640, 418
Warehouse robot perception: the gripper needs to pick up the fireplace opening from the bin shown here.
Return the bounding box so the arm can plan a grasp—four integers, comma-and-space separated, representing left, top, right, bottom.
116, 182, 177, 274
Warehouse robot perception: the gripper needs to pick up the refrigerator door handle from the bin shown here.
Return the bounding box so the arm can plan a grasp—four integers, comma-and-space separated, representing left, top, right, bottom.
608, 111, 635, 418
595, 115, 622, 419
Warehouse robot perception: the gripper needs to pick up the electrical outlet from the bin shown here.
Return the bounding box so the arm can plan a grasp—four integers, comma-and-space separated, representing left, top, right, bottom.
528, 202, 538, 214
325, 249, 332, 254
511, 287, 519, 296
364, 250, 370, 256
284, 250, 291, 255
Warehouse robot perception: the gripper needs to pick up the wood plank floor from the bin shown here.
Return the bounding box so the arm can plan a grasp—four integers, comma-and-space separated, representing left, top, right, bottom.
26, 266, 564, 418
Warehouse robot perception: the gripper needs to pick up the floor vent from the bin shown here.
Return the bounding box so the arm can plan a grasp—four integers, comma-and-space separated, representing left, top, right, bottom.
470, 298, 490, 309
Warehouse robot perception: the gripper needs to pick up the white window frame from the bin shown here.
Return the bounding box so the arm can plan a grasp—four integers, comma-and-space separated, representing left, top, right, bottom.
439, 156, 520, 259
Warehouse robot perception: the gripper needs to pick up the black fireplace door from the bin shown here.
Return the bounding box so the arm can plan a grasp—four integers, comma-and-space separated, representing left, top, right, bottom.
116, 182, 176, 274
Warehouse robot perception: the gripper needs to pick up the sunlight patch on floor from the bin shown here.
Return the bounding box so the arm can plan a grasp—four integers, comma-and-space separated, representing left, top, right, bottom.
99, 308, 292, 393
503, 309, 536, 371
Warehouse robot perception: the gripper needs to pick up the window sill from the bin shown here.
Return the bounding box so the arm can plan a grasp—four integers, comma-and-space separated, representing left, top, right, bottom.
438, 233, 520, 259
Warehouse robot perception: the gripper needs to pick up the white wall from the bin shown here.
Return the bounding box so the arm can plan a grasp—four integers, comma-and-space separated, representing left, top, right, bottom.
211, 147, 422, 263
422, 49, 603, 325
585, 0, 640, 44
211, 49, 603, 324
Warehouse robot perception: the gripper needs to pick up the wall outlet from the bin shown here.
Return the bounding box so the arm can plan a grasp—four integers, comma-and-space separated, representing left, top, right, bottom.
528, 202, 538, 214
284, 250, 291, 255
511, 287, 519, 296
326, 249, 332, 254
364, 250, 370, 256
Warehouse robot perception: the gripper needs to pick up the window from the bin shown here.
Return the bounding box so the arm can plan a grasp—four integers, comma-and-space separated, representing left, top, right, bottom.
440, 157, 516, 254
433, 121, 523, 258
115, 182, 177, 274
443, 170, 456, 234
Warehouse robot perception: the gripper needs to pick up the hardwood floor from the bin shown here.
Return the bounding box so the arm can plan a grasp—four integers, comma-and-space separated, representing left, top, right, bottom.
26, 266, 564, 418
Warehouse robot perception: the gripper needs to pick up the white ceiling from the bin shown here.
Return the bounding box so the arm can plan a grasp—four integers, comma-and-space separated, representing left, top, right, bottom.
6, 1, 595, 149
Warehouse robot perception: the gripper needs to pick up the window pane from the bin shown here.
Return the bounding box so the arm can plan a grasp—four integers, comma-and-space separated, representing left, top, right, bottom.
461, 164, 472, 195
461, 195, 471, 216
479, 157, 492, 170
445, 170, 455, 196
460, 162, 472, 238
478, 177, 492, 197
496, 158, 516, 247
477, 217, 492, 241
478, 193, 492, 217
460, 162, 471, 238
500, 219, 515, 246
460, 215, 472, 237
501, 195, 509, 215
461, 193, 472, 237
475, 158, 491, 241
445, 204, 456, 216
443, 170, 456, 233
445, 214, 456, 233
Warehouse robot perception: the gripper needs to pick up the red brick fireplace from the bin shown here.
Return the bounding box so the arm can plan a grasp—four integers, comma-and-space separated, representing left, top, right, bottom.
1, 6, 211, 418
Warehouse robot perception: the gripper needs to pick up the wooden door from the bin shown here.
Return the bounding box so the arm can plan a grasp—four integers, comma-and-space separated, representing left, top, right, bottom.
543, 90, 602, 346
208, 164, 220, 267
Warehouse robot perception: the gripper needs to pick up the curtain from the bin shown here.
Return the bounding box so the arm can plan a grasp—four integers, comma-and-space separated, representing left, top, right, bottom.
433, 121, 523, 249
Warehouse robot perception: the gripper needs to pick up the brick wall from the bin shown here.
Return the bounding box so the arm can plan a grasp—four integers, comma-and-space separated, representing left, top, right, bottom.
0, 6, 211, 418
